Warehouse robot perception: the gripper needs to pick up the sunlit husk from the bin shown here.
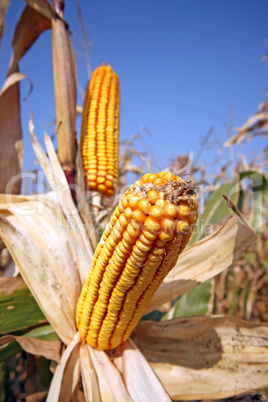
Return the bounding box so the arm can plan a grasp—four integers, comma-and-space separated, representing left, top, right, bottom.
112, 339, 171, 401
47, 333, 81, 402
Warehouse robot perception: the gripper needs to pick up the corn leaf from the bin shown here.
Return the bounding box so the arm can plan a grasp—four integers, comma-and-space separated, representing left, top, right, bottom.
132, 315, 268, 400
145, 203, 257, 315
165, 280, 212, 319
0, 277, 46, 334
239, 171, 268, 233
190, 179, 239, 245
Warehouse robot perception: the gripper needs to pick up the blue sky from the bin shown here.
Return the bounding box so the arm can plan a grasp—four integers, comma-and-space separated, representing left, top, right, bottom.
1, 0, 267, 184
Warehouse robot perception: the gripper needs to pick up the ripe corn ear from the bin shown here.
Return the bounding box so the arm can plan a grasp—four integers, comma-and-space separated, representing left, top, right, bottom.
76, 172, 198, 350
80, 65, 120, 197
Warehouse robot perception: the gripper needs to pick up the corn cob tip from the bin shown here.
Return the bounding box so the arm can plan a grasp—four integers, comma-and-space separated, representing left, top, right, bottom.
76, 172, 198, 350
132, 177, 197, 205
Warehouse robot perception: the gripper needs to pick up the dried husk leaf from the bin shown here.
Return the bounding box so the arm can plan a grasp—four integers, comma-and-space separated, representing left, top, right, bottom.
79, 343, 101, 402
112, 338, 171, 402
0, 334, 61, 363
47, 333, 81, 402
0, 64, 23, 194
44, 133, 94, 265
145, 209, 257, 315
10, 5, 51, 68
26, 391, 48, 402
24, 0, 57, 20
88, 346, 132, 402
0, 0, 10, 44
0, 72, 30, 97
0, 4, 51, 195
58, 344, 81, 402
74, 145, 98, 251
30, 128, 93, 281
0, 275, 25, 295
51, 13, 77, 175
132, 316, 268, 400
225, 100, 268, 147
0, 194, 81, 344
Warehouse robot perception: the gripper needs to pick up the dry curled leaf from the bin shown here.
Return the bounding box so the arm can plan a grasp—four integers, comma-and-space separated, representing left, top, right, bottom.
0, 0, 10, 44
24, 0, 57, 20
225, 100, 268, 148
0, 66, 23, 194
0, 334, 61, 363
132, 316, 268, 400
0, 4, 51, 195
10, 5, 51, 68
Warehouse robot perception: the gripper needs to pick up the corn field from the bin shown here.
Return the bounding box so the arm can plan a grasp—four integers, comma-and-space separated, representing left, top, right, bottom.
0, 1, 268, 401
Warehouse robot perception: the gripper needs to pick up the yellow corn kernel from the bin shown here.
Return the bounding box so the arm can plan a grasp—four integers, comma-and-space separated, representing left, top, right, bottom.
76, 172, 198, 350
80, 65, 120, 197
147, 190, 159, 204
164, 203, 178, 219
149, 205, 164, 220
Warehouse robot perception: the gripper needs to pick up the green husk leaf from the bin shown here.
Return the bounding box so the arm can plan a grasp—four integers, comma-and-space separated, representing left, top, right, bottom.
239, 171, 268, 233
165, 280, 212, 319
190, 179, 239, 245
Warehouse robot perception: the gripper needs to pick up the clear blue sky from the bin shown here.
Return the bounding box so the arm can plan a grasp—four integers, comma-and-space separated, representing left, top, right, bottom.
1, 0, 267, 183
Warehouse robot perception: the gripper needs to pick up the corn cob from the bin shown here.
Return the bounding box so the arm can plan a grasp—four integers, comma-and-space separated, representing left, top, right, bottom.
76, 172, 198, 350
80, 65, 120, 197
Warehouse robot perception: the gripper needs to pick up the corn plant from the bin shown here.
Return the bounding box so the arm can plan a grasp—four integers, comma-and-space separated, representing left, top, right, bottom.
0, 1, 268, 400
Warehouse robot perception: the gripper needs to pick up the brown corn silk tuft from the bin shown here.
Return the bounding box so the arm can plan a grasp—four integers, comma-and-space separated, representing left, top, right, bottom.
76, 172, 198, 350
80, 64, 120, 197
